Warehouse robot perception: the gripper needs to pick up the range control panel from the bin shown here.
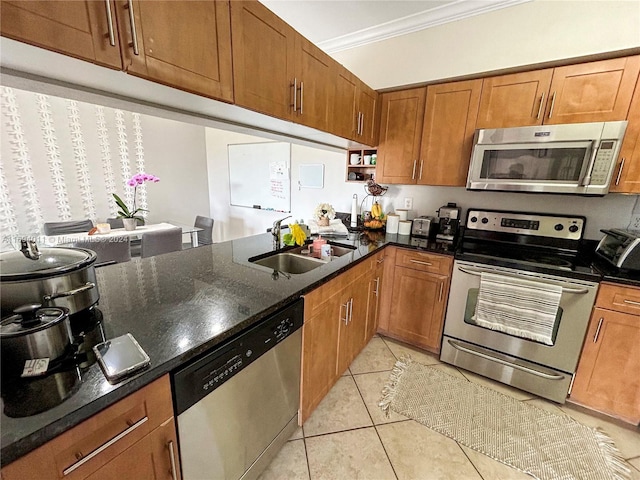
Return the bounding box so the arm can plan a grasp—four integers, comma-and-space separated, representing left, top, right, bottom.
466, 210, 585, 240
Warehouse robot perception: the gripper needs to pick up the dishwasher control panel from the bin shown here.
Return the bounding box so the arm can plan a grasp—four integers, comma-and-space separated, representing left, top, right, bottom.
172, 299, 303, 415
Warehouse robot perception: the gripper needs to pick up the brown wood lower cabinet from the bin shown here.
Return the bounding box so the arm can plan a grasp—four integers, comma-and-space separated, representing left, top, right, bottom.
1, 375, 180, 480
300, 251, 385, 423
570, 283, 640, 424
378, 247, 453, 354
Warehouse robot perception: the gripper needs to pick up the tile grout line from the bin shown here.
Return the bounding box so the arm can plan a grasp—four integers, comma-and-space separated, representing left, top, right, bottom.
455, 440, 487, 480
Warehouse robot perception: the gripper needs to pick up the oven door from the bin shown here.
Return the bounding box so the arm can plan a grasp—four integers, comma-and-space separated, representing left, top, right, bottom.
442, 261, 597, 373
467, 140, 596, 193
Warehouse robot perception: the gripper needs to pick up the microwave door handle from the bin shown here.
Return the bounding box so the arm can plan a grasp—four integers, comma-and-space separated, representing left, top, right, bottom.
580, 141, 599, 186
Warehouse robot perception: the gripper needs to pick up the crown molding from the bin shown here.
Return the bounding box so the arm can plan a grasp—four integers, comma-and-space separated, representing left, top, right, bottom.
317, 0, 532, 54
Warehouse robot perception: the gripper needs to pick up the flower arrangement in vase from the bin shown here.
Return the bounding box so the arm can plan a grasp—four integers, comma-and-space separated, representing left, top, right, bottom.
313, 203, 336, 227
113, 173, 160, 230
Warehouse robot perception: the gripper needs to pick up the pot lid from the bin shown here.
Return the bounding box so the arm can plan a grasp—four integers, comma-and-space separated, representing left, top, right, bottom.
0, 245, 96, 281
0, 305, 69, 336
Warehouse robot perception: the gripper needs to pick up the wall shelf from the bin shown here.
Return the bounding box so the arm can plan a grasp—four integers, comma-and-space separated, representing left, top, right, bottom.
346, 148, 377, 182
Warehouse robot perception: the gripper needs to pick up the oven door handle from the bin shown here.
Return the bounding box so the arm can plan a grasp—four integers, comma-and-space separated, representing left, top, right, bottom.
456, 266, 590, 294
447, 340, 565, 381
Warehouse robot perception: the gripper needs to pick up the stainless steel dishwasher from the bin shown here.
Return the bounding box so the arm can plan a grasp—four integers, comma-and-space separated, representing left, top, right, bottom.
173, 299, 303, 480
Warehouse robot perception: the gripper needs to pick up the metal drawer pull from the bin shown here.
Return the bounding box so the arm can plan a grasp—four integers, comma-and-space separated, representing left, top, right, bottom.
615, 158, 625, 185
104, 0, 115, 46
374, 277, 380, 296
419, 159, 424, 180
168, 440, 178, 480
412, 160, 417, 180
623, 299, 640, 307
536, 92, 545, 119
410, 259, 432, 266
376, 257, 385, 264
340, 302, 349, 325
548, 91, 556, 118
44, 282, 95, 301
124, 0, 139, 55
593, 317, 604, 343
448, 340, 564, 380
456, 267, 589, 294
63, 416, 148, 475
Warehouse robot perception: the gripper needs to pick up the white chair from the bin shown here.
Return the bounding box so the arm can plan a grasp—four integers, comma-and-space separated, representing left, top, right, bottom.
72, 238, 131, 266
141, 227, 182, 258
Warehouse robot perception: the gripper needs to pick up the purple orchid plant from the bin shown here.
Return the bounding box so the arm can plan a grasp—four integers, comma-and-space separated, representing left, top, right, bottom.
113, 173, 160, 223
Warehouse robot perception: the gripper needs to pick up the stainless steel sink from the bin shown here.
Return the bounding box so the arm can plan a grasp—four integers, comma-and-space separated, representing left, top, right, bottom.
249, 242, 356, 274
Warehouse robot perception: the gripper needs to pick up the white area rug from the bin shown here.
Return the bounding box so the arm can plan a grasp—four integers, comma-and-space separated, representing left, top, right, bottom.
380, 357, 631, 480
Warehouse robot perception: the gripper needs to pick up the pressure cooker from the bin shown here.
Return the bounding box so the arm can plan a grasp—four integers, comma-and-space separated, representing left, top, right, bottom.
0, 240, 100, 317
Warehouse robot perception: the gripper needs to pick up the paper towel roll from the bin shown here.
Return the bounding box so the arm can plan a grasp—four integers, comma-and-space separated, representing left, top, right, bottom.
386, 214, 399, 234
350, 195, 358, 227
396, 209, 408, 221
398, 220, 412, 235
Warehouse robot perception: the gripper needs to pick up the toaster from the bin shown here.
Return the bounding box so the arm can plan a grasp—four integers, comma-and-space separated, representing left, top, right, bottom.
595, 229, 640, 271
411, 216, 437, 238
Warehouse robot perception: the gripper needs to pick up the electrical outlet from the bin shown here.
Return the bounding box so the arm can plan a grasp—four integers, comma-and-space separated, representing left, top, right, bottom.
630, 214, 640, 230
404, 197, 413, 209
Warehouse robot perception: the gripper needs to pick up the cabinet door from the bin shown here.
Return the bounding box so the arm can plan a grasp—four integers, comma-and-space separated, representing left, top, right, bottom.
476, 69, 553, 128
338, 274, 371, 375
1, 1, 122, 69
294, 35, 332, 131
376, 88, 426, 184
365, 254, 385, 341
358, 83, 379, 147
610, 75, 640, 193
331, 66, 359, 140
418, 79, 482, 186
544, 56, 640, 124
300, 294, 341, 423
571, 308, 640, 423
388, 266, 449, 353
230, 0, 295, 119
117, 0, 233, 102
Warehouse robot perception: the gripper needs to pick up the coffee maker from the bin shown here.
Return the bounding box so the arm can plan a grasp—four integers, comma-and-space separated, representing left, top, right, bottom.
435, 203, 461, 243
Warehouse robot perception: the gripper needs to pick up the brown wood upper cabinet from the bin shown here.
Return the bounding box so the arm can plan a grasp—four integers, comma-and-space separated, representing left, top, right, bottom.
377, 80, 481, 186
0, 0, 123, 69
331, 67, 379, 145
477, 56, 640, 128
610, 74, 640, 194
231, 0, 334, 131
117, 0, 234, 102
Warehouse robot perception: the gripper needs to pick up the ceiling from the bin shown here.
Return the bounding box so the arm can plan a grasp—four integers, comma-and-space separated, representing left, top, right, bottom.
260, 0, 531, 54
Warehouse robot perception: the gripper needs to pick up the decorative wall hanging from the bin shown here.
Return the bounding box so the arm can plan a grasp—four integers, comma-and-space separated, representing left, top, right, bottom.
96, 105, 119, 218
67, 99, 97, 222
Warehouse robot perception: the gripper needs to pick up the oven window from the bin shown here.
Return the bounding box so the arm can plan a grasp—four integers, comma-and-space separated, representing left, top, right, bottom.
462, 289, 562, 345
479, 147, 586, 181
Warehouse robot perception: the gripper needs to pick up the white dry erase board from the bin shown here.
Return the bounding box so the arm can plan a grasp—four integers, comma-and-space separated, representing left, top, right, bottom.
228, 142, 291, 212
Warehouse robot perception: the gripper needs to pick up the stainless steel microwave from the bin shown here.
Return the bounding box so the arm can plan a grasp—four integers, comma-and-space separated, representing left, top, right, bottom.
467, 121, 627, 195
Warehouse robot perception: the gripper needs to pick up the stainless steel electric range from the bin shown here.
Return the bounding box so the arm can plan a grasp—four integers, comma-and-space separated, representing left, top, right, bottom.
440, 209, 600, 403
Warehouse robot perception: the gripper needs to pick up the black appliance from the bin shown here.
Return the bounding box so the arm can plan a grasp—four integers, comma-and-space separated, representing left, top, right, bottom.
435, 203, 462, 243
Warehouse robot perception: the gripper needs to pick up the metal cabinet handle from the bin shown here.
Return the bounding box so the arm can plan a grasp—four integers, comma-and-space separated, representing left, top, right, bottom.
373, 277, 380, 296
291, 78, 297, 112
438, 282, 443, 303
299, 81, 304, 115
548, 91, 556, 118
623, 299, 640, 307
105, 0, 116, 46
340, 301, 348, 325
44, 282, 95, 302
536, 92, 545, 120
418, 159, 424, 180
376, 257, 385, 264
410, 259, 432, 266
593, 317, 604, 343
63, 416, 148, 475
124, 0, 139, 55
615, 158, 626, 185
349, 298, 354, 324
168, 440, 178, 480
412, 160, 417, 180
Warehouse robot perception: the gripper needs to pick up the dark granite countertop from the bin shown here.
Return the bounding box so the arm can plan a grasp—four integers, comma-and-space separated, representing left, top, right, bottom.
1, 230, 453, 465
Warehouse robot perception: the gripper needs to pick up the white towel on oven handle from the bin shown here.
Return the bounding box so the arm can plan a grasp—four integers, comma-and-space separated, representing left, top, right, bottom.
471, 272, 562, 346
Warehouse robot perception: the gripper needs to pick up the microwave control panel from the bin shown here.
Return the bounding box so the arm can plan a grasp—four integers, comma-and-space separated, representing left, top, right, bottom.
589, 140, 617, 185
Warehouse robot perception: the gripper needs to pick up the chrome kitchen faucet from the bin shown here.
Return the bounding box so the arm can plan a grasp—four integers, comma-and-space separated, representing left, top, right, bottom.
272, 215, 292, 249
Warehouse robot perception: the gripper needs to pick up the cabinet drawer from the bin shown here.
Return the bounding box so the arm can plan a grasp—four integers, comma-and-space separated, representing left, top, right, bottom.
597, 282, 640, 315
395, 249, 452, 275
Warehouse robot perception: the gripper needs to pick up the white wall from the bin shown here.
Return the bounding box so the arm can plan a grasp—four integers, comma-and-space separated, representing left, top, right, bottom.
333, 0, 640, 90
0, 87, 209, 246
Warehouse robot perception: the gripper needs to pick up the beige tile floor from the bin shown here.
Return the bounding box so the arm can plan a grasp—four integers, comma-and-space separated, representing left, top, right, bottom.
259, 335, 640, 480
